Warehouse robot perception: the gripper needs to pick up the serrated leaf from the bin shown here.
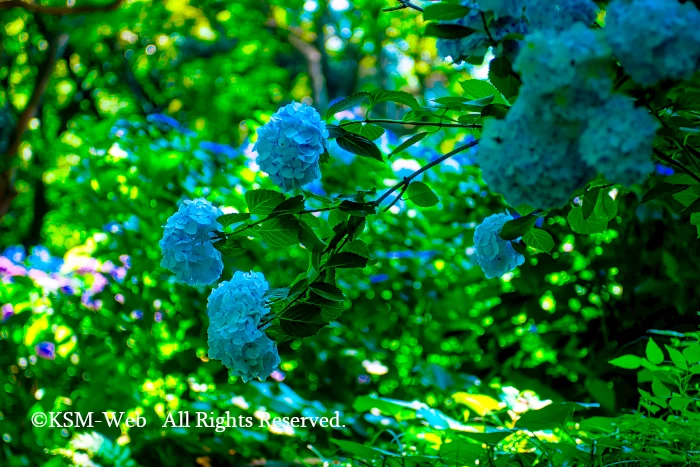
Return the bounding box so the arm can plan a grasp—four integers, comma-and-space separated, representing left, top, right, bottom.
582, 189, 600, 220
665, 345, 687, 370
309, 282, 346, 301
218, 213, 250, 227
336, 133, 384, 162
390, 132, 429, 157
254, 215, 300, 247
680, 197, 700, 214
499, 214, 537, 240
514, 204, 534, 216
344, 122, 385, 140
594, 191, 617, 221
460, 79, 502, 101
369, 89, 421, 110
567, 207, 607, 234
328, 209, 348, 228
338, 200, 377, 216
641, 182, 691, 203
423, 2, 472, 20
608, 355, 642, 369
245, 189, 285, 216
424, 23, 476, 39
646, 338, 664, 364
480, 103, 509, 118
272, 195, 305, 214
344, 239, 369, 258
326, 124, 349, 139
489, 56, 520, 101
279, 303, 325, 338
264, 288, 289, 301
461, 95, 495, 112
523, 229, 554, 254
326, 252, 368, 269
298, 219, 325, 251
326, 92, 369, 120
406, 181, 439, 207
213, 237, 245, 256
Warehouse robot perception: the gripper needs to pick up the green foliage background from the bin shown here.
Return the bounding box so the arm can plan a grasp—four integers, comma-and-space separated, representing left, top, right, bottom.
2, 0, 700, 466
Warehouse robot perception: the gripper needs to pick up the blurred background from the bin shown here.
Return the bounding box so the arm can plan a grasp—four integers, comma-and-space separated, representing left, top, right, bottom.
1, 0, 700, 465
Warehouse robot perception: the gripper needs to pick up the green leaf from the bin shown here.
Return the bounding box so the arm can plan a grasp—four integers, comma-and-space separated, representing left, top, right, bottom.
651, 377, 671, 398
690, 213, 700, 238
320, 148, 330, 164
461, 95, 495, 112
344, 122, 385, 140
336, 133, 384, 162
254, 215, 300, 247
406, 181, 439, 208
511, 241, 528, 256
641, 182, 691, 203
272, 195, 305, 214
488, 56, 520, 101
499, 214, 538, 240
218, 213, 250, 227
328, 209, 348, 228
461, 430, 514, 445
582, 188, 600, 220
264, 288, 289, 301
298, 219, 325, 251
665, 345, 687, 370
608, 355, 642, 369
331, 439, 397, 460
213, 237, 245, 256
279, 303, 325, 338
567, 207, 607, 234
480, 103, 509, 118
514, 204, 534, 216
338, 200, 377, 216
390, 132, 429, 157
326, 92, 369, 120
309, 282, 346, 301
683, 343, 700, 363
523, 229, 554, 254
245, 189, 285, 216
344, 239, 370, 258
424, 23, 476, 39
422, 2, 472, 20
516, 403, 575, 431
459, 79, 502, 102
369, 89, 421, 110
326, 252, 368, 269
646, 338, 664, 364
680, 197, 700, 214
326, 124, 349, 139
594, 191, 618, 221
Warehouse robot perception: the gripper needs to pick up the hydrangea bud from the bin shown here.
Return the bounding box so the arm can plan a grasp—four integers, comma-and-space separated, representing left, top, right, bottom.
254, 102, 329, 192
159, 198, 223, 286
580, 95, 659, 187
207, 271, 280, 382
605, 0, 700, 86
526, 0, 598, 33
473, 213, 525, 278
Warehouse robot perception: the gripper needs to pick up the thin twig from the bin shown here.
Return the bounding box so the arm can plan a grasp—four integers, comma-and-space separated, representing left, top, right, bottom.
383, 181, 408, 212
373, 139, 480, 207
382, 0, 423, 13
339, 118, 482, 130
653, 148, 700, 184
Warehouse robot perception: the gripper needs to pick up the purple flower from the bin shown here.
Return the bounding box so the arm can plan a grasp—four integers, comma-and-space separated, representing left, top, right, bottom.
36, 342, 55, 360
2, 304, 14, 321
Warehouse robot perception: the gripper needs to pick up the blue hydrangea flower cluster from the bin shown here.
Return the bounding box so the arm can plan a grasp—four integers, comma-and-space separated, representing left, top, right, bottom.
478, 97, 595, 209
605, 0, 700, 86
159, 198, 223, 286
580, 95, 660, 186
526, 0, 598, 33
473, 213, 525, 279
254, 102, 329, 192
479, 0, 526, 18
207, 271, 281, 382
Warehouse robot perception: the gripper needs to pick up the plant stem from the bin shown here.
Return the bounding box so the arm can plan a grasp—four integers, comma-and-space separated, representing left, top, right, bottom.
339, 118, 481, 130
373, 139, 480, 207
381, 0, 423, 13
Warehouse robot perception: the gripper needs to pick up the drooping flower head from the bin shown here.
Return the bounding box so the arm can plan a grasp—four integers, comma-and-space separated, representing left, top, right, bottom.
207, 271, 280, 382
159, 198, 223, 286
254, 102, 329, 192
605, 0, 700, 86
473, 213, 525, 278
579, 95, 659, 187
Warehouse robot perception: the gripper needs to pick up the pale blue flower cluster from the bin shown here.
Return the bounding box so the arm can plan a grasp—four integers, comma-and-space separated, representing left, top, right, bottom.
254, 102, 329, 192
207, 271, 280, 382
478, 97, 595, 209
159, 198, 223, 286
605, 0, 700, 86
473, 213, 525, 279
526, 0, 597, 33
580, 95, 659, 186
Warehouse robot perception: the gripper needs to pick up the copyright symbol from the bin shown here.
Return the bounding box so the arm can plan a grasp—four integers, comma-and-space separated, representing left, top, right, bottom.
31, 412, 47, 427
